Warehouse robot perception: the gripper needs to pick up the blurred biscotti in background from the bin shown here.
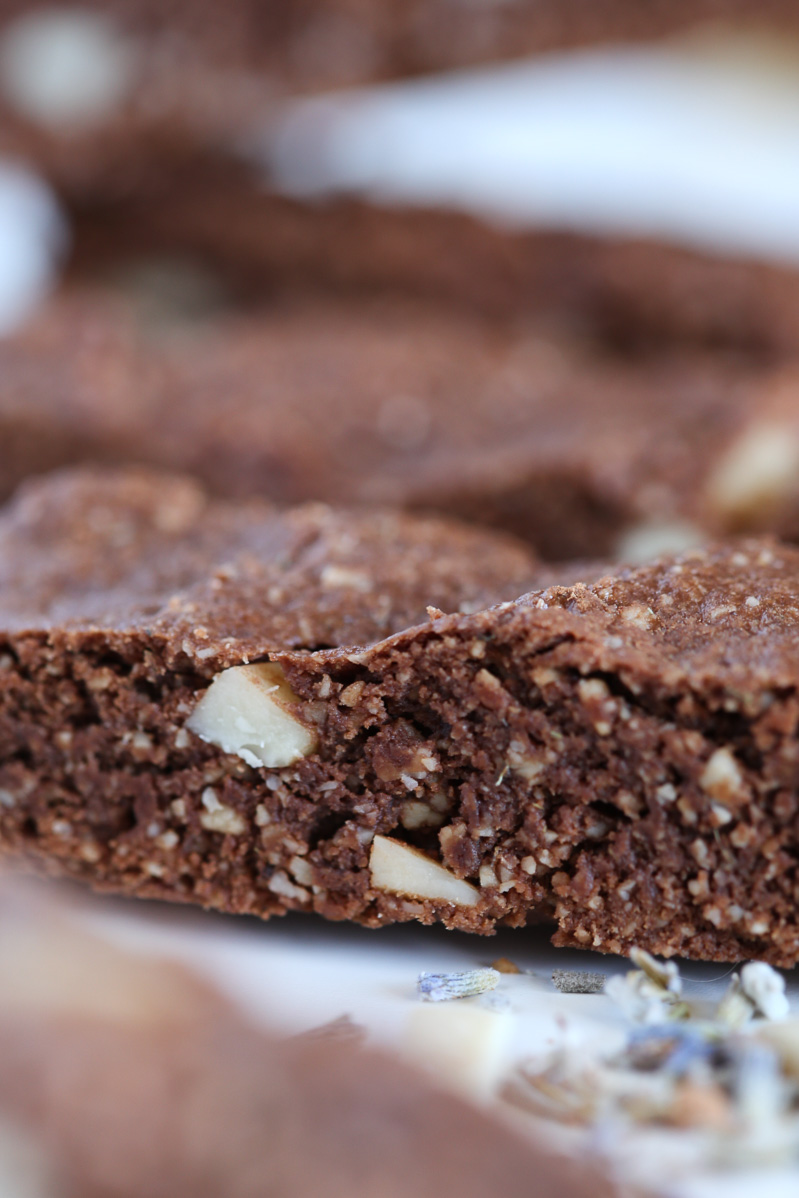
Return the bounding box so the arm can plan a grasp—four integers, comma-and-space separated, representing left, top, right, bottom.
0, 0, 798, 199
7, 257, 799, 560
64, 185, 799, 356
0, 884, 608, 1198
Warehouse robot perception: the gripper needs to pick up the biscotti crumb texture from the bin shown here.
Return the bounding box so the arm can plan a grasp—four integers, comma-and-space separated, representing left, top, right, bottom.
1, 469, 798, 966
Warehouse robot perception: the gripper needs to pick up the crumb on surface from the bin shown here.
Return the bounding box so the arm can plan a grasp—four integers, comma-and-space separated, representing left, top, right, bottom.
491, 957, 521, 974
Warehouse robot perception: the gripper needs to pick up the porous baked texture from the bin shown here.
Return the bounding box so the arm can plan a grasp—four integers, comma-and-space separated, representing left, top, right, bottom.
2, 281, 798, 560
1, 0, 796, 198
3, 470, 799, 966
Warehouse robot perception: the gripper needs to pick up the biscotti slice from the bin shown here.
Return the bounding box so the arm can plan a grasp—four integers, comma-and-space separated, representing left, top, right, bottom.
143, 297, 799, 558
0, 1, 792, 201
0, 887, 610, 1198
0, 466, 546, 645
1, 468, 798, 967
72, 186, 799, 358
0, 283, 792, 561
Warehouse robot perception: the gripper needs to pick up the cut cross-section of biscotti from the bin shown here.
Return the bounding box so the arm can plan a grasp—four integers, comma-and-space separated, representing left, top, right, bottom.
3, 468, 799, 966
0, 463, 552, 901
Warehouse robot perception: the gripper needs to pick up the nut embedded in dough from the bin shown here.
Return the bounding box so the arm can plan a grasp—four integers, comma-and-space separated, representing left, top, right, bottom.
187, 663, 318, 769
369, 835, 479, 906
706, 423, 799, 528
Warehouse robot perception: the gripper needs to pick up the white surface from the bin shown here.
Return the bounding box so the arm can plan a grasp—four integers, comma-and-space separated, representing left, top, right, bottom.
74, 891, 799, 1198
0, 161, 64, 333
262, 36, 799, 262
81, 895, 636, 1048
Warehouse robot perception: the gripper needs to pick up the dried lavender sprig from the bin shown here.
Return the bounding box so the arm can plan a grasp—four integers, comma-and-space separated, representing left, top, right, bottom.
417, 968, 500, 1002
623, 1024, 714, 1075
551, 969, 606, 995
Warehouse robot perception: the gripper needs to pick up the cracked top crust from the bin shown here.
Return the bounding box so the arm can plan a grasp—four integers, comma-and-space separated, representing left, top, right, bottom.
511, 539, 799, 691
4, 468, 798, 696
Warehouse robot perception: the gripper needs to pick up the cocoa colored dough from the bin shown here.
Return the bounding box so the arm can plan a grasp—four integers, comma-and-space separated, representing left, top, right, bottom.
1, 469, 798, 966
0, 283, 796, 560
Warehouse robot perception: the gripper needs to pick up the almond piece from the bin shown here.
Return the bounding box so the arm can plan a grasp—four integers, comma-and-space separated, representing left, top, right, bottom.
369, 835, 479, 906
187, 663, 317, 769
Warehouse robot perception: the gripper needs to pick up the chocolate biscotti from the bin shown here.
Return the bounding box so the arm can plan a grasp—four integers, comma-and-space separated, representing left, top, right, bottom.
71, 188, 799, 358
0, 284, 795, 560
1, 1, 795, 199
2, 467, 799, 967
0, 891, 608, 1198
